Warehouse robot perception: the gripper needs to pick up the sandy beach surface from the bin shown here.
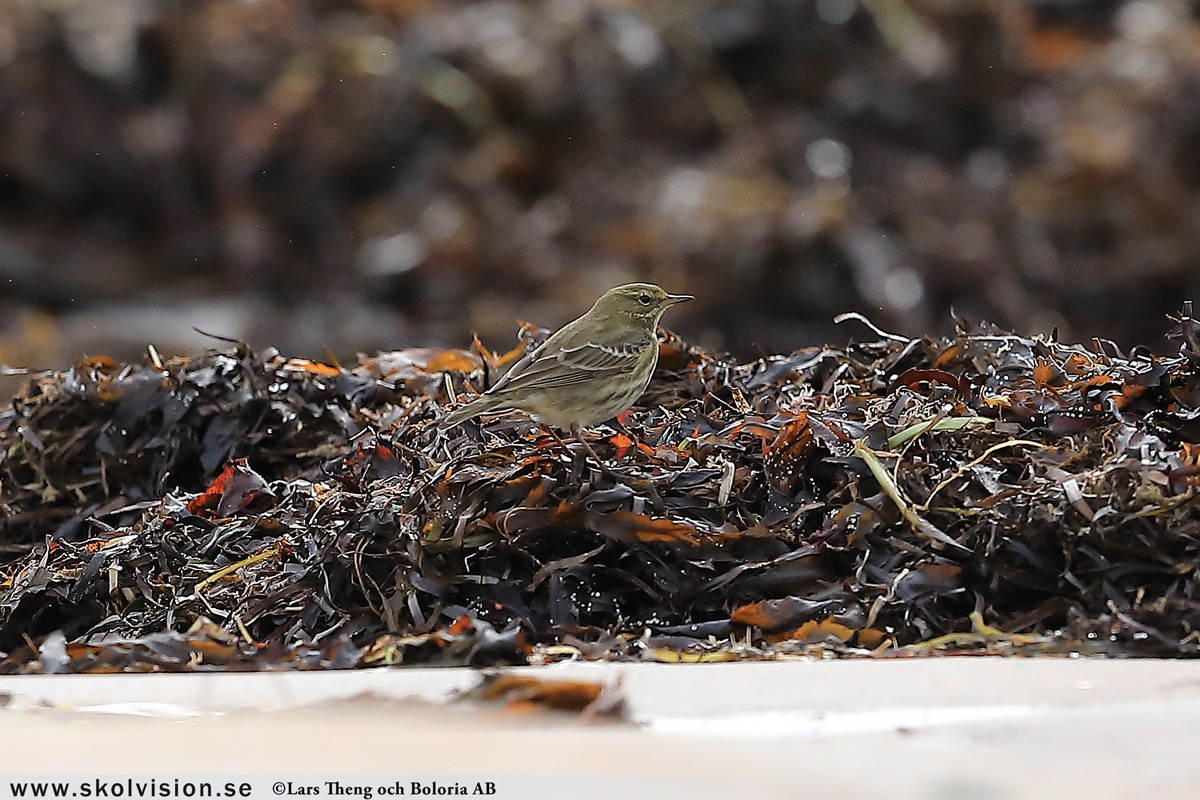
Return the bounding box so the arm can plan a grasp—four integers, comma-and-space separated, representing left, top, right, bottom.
0, 658, 1196, 799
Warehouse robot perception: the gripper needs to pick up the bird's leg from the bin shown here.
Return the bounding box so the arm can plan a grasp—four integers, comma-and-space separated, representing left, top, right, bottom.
570, 423, 629, 479
569, 423, 605, 464
537, 423, 571, 455
537, 422, 620, 478
536, 424, 614, 477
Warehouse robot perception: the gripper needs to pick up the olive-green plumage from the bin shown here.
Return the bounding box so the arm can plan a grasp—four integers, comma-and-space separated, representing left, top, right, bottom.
439, 283, 691, 430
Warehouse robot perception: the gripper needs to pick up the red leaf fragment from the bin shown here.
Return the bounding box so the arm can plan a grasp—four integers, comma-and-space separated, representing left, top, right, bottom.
186, 458, 273, 518
609, 432, 634, 459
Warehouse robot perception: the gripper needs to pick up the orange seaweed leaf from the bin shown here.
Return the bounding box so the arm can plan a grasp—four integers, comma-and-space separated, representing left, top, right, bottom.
609, 432, 634, 459
283, 358, 341, 376
585, 510, 703, 545
764, 414, 814, 493
477, 674, 606, 713
425, 349, 482, 374
766, 615, 855, 644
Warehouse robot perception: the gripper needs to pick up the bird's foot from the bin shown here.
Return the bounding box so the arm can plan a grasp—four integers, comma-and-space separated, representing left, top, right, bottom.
568, 424, 630, 480
533, 423, 628, 480
532, 424, 573, 456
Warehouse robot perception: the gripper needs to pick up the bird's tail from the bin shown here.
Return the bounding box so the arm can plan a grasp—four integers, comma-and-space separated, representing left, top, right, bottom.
438, 395, 499, 430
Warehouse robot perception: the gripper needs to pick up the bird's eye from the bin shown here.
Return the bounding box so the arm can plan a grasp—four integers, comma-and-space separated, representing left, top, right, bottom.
638, 294, 651, 305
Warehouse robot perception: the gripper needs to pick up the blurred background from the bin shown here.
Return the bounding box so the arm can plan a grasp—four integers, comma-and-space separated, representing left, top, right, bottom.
1, 0, 1199, 377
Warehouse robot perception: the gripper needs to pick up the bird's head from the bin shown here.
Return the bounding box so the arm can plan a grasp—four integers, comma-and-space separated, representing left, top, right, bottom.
590, 283, 692, 327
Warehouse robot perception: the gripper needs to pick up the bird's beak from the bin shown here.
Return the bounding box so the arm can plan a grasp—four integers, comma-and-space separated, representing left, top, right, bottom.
664, 293, 693, 305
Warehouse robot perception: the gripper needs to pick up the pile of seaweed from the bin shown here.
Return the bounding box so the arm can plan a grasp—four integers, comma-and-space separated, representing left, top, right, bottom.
2, 309, 1200, 673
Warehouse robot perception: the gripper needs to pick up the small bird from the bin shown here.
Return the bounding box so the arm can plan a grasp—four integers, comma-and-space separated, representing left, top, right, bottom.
439, 283, 691, 441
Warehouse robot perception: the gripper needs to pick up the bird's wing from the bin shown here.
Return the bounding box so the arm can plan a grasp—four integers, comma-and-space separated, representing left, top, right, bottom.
487, 340, 644, 395
559, 341, 644, 371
